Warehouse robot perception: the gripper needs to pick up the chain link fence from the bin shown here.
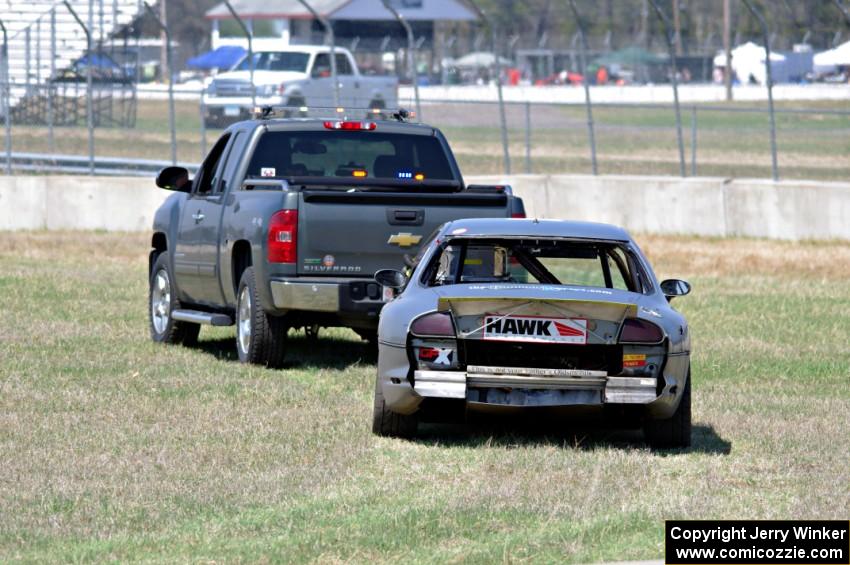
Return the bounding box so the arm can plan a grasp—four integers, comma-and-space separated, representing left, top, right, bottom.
2, 82, 850, 180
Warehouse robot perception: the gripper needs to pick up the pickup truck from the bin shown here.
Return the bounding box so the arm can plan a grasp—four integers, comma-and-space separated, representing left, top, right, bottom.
149, 112, 525, 367
202, 45, 397, 127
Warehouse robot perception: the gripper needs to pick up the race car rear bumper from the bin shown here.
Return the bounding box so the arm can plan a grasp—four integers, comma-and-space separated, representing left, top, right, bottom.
378, 343, 689, 419
413, 368, 658, 406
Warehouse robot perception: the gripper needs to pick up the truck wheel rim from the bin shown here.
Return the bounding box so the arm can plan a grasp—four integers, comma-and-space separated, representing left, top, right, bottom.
237, 286, 252, 354
151, 269, 171, 334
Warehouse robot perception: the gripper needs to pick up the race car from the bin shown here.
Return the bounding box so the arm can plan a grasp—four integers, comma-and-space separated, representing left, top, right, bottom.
372, 218, 693, 447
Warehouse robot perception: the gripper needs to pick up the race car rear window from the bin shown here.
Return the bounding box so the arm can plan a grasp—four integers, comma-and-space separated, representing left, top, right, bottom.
245, 131, 455, 181
428, 239, 638, 292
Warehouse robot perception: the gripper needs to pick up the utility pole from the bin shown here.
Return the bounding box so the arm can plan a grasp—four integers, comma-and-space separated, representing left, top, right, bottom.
672, 0, 682, 56
723, 0, 732, 101
159, 0, 167, 83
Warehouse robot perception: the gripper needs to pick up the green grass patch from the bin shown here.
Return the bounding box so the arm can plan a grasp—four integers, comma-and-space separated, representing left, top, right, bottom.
0, 231, 847, 562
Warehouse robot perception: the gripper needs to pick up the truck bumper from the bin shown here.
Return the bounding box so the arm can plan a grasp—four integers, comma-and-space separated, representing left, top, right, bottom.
269, 278, 389, 328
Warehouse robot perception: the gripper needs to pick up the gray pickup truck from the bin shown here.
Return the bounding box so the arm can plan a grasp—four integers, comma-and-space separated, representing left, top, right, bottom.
149, 112, 525, 367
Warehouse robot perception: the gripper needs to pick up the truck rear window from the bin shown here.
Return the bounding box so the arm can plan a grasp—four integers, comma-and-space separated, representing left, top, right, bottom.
235, 52, 309, 72
246, 131, 455, 181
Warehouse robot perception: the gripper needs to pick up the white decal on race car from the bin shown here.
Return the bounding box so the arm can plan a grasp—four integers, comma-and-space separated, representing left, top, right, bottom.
483, 315, 587, 344
433, 348, 453, 365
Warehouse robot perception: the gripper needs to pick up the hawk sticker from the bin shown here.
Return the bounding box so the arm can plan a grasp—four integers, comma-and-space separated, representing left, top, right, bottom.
483, 315, 588, 344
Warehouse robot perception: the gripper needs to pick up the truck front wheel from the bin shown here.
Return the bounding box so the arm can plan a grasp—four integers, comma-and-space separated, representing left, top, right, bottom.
236, 267, 287, 368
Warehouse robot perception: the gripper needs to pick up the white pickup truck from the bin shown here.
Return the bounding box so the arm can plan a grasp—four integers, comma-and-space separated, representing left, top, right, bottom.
202, 45, 398, 126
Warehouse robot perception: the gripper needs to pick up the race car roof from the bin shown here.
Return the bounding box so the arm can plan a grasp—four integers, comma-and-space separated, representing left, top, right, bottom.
442, 218, 632, 242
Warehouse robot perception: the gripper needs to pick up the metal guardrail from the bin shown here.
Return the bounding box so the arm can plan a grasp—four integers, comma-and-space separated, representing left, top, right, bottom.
7, 151, 196, 176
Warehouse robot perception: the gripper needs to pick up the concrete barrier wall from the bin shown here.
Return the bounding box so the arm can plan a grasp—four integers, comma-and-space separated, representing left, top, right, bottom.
2, 174, 848, 241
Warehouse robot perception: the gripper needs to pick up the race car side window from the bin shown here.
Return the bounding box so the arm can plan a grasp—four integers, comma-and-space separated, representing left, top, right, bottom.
605, 248, 631, 291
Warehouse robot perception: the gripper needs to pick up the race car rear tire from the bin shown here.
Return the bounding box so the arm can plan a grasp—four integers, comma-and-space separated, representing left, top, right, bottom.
372, 376, 418, 438
236, 267, 288, 368
149, 253, 200, 346
644, 369, 691, 449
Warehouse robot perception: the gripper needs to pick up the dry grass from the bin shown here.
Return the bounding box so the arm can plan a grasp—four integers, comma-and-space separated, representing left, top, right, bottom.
636, 235, 850, 280
0, 231, 848, 563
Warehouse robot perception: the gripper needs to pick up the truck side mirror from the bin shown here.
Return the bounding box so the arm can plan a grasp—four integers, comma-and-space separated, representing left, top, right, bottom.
156, 166, 191, 192
375, 269, 407, 289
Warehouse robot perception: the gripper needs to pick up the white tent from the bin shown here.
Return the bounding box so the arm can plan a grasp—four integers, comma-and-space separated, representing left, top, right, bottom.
813, 41, 850, 73
713, 41, 786, 85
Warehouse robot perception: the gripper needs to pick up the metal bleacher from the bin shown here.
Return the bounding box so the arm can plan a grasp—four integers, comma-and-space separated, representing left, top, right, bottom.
1, 0, 146, 125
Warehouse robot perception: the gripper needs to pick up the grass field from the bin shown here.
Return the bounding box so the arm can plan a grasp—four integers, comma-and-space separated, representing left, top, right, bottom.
0, 231, 848, 563
6, 97, 850, 180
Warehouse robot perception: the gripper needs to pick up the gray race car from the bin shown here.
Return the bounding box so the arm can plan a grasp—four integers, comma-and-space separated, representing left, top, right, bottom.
372, 218, 693, 448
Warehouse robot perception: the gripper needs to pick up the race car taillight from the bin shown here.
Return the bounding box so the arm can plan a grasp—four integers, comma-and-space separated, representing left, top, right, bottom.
410, 312, 455, 337
268, 209, 297, 263
323, 120, 377, 131
619, 318, 664, 344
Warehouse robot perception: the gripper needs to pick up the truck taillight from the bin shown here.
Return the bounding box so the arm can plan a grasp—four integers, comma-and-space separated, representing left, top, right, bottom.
511, 211, 526, 218
277, 83, 286, 95
268, 210, 297, 263
619, 318, 664, 344
323, 120, 377, 131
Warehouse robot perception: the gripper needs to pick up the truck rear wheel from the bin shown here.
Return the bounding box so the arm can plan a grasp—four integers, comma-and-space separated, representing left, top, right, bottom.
644, 368, 692, 449
372, 375, 418, 438
236, 267, 287, 368
149, 253, 200, 345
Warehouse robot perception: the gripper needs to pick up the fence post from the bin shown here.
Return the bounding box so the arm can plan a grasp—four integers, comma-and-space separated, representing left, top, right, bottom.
223, 0, 256, 111
25, 28, 31, 94
0, 18, 10, 174
199, 91, 207, 159
297, 0, 339, 110
64, 1, 95, 174
524, 100, 531, 174
48, 9, 56, 155
380, 0, 421, 120
648, 0, 686, 178
690, 106, 697, 176
741, 0, 778, 182
568, 0, 598, 175
467, 0, 510, 175
143, 2, 176, 165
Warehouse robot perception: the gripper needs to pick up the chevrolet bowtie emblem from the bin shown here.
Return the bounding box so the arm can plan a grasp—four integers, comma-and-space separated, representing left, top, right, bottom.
387, 232, 422, 247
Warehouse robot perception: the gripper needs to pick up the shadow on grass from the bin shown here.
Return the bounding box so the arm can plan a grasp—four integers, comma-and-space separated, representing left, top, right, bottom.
192, 334, 375, 369
415, 419, 731, 455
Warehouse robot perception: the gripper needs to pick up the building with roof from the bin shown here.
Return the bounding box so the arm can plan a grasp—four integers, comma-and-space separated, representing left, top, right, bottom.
205, 0, 476, 54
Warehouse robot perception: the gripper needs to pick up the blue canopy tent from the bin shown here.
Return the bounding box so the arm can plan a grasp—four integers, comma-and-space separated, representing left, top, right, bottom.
187, 46, 247, 70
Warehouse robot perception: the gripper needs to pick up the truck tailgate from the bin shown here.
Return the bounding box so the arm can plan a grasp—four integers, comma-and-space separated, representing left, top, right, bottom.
297, 190, 510, 276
